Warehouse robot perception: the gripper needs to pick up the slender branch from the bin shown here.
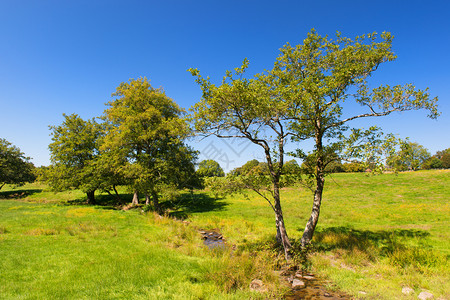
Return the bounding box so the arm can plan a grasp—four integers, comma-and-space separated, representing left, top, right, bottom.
326, 110, 394, 130
251, 187, 276, 213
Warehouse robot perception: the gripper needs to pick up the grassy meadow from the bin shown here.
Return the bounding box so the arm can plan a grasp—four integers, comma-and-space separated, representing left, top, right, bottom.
1, 170, 449, 299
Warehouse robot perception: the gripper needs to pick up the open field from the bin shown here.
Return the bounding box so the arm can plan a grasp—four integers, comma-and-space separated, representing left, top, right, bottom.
1, 170, 449, 299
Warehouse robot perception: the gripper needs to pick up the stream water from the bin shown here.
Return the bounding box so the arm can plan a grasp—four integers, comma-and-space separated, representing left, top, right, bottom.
283, 274, 351, 300
200, 230, 225, 249
200, 230, 351, 299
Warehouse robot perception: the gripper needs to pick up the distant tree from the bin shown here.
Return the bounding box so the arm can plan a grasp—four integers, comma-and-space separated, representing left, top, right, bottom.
102, 77, 198, 212
44, 114, 103, 204
435, 148, 450, 169
0, 139, 35, 190
342, 162, 365, 173
228, 159, 268, 176
442, 152, 450, 169
282, 159, 301, 175
196, 160, 225, 178
387, 141, 431, 171
435, 148, 450, 160
240, 159, 261, 175
422, 157, 443, 170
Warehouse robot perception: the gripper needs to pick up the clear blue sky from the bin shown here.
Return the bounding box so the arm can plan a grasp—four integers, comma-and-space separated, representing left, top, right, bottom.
1, 0, 449, 171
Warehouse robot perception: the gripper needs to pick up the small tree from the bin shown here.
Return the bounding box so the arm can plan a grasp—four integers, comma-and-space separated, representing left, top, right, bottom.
0, 139, 35, 190
45, 114, 103, 204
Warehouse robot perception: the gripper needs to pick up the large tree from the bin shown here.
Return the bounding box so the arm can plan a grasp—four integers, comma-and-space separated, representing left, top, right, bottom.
0, 138, 35, 190
45, 114, 104, 204
189, 61, 295, 260
265, 30, 439, 247
102, 77, 197, 212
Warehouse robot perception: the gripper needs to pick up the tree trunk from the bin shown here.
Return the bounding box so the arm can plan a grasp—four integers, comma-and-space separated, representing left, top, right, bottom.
273, 181, 292, 261
113, 185, 122, 203
145, 194, 150, 205
86, 190, 96, 205
301, 174, 325, 247
132, 191, 139, 205
151, 190, 162, 214
301, 126, 325, 247
106, 186, 122, 204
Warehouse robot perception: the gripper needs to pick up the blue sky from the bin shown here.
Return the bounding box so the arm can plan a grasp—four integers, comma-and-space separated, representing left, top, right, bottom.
1, 0, 449, 171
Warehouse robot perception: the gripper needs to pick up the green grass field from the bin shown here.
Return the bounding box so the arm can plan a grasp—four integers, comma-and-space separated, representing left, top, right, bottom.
1, 170, 449, 299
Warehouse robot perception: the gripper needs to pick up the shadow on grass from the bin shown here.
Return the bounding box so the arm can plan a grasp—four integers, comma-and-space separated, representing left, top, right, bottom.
0, 189, 43, 199
65, 193, 135, 210
163, 192, 228, 219
312, 226, 431, 255
64, 191, 227, 216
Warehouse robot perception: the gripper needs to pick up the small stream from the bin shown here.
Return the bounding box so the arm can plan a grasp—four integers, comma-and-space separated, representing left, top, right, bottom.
284, 273, 351, 300
199, 231, 350, 299
200, 230, 225, 249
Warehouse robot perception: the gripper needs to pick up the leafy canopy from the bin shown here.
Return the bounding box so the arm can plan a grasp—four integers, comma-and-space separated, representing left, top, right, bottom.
44, 114, 104, 197
0, 138, 35, 189
102, 77, 198, 195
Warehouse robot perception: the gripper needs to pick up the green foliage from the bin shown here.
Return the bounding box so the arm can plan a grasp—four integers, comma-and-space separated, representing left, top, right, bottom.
342, 162, 365, 172
259, 29, 439, 245
189, 54, 299, 259
282, 159, 301, 175
0, 138, 35, 189
43, 114, 103, 203
196, 159, 225, 178
421, 148, 450, 169
102, 77, 198, 206
436, 148, 450, 168
422, 157, 443, 170
203, 176, 244, 199
388, 140, 431, 171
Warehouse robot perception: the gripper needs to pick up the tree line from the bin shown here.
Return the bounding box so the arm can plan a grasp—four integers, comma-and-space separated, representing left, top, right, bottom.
1, 29, 443, 260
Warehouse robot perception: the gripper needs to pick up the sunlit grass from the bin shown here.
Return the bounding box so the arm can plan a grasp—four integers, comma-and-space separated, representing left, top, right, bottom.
186, 169, 450, 299
0, 198, 281, 299
1, 169, 449, 299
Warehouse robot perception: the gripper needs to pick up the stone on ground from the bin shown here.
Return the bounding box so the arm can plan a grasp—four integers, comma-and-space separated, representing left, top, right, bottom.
402, 286, 414, 295
292, 279, 306, 290
418, 291, 434, 300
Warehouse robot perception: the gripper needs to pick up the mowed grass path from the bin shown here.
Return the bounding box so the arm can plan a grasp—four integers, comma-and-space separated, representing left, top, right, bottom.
1, 170, 449, 299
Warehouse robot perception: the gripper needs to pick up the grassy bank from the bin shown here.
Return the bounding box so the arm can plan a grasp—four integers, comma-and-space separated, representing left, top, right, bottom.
1, 169, 449, 299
